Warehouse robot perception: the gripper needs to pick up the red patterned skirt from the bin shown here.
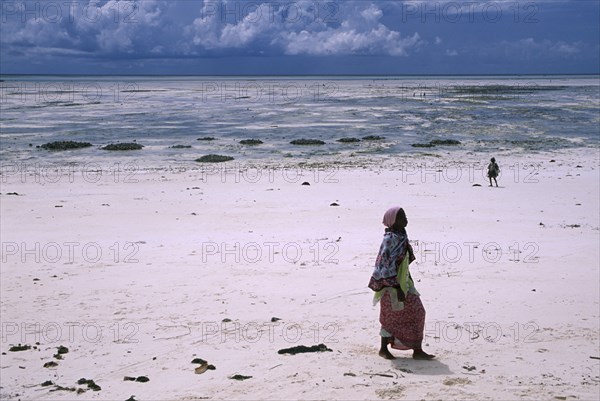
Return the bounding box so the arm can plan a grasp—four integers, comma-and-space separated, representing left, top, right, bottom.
379, 291, 425, 350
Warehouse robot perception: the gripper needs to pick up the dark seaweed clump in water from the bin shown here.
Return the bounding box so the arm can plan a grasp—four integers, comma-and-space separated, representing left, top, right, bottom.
478, 137, 574, 150
240, 139, 263, 145
40, 141, 93, 150
430, 139, 461, 146
290, 139, 326, 145
290, 139, 325, 145
170, 145, 192, 149
362, 135, 385, 141
448, 85, 566, 95
195, 154, 234, 163
412, 139, 461, 148
337, 137, 361, 143
101, 143, 144, 151
197, 137, 216, 141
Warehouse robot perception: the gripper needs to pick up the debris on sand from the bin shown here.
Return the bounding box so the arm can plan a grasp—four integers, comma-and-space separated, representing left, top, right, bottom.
56, 345, 69, 355
124, 376, 149, 383
192, 358, 216, 374
194, 364, 216, 374
77, 378, 101, 391
43, 361, 58, 368
277, 343, 332, 355
229, 374, 252, 381
9, 344, 31, 352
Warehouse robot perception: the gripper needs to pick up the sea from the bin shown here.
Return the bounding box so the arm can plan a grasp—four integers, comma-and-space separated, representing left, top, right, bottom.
1, 75, 599, 168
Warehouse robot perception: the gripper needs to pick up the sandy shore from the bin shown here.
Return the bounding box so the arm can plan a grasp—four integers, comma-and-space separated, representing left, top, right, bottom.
1, 148, 599, 400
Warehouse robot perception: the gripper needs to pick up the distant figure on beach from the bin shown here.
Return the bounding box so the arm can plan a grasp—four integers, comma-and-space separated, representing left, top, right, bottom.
368, 207, 435, 360
487, 157, 500, 187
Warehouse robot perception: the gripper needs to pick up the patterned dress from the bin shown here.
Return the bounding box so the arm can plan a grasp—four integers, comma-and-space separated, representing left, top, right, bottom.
368, 229, 426, 350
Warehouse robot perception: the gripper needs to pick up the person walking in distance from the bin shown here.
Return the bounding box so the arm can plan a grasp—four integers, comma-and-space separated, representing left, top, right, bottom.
488, 157, 500, 187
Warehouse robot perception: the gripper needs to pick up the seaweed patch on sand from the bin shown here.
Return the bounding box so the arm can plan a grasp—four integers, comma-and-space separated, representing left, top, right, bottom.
195, 155, 234, 163
278, 344, 332, 355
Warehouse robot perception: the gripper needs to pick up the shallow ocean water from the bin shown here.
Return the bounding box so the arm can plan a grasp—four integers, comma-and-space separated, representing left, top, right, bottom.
1, 75, 598, 167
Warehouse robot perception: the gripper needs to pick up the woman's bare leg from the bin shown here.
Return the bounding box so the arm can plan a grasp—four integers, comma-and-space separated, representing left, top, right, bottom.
378, 336, 396, 360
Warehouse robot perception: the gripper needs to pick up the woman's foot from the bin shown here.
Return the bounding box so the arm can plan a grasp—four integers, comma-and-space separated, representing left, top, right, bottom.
379, 336, 396, 359
412, 349, 436, 360
378, 348, 396, 360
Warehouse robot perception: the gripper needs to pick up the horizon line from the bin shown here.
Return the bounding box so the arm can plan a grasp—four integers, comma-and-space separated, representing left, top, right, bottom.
1, 73, 599, 78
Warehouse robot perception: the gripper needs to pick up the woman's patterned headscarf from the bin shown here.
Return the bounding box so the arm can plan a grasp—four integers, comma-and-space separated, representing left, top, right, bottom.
382, 207, 403, 228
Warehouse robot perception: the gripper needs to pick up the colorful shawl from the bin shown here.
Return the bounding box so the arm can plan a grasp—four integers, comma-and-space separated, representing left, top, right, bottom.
368, 229, 413, 293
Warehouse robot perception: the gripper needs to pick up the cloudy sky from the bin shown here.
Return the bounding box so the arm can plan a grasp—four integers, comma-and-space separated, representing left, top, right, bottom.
1, 0, 598, 75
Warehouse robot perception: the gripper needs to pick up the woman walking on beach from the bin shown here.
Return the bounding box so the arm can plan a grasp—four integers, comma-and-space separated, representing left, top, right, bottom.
368, 207, 435, 360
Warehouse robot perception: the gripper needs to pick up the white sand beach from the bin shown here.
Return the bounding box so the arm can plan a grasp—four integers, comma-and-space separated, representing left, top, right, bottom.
1, 148, 599, 400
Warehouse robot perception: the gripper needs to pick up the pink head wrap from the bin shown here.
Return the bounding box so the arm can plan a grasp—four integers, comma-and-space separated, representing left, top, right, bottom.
382, 207, 403, 228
